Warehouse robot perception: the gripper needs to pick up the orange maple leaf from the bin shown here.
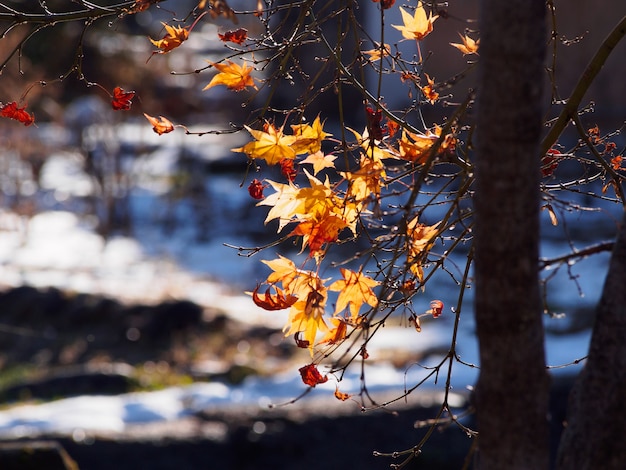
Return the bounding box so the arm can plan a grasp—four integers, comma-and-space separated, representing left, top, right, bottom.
421, 74, 439, 105
0, 102, 35, 126
450, 33, 480, 55
329, 268, 379, 320
111, 87, 135, 111
149, 23, 189, 55
392, 4, 438, 41
204, 60, 257, 92
318, 317, 348, 345
291, 214, 347, 255
251, 284, 298, 310
144, 113, 175, 135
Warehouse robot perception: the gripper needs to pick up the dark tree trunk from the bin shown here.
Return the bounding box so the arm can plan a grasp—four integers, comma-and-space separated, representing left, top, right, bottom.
473, 1, 550, 469
556, 209, 626, 469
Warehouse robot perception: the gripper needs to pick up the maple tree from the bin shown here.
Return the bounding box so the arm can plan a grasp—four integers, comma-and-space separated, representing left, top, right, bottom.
1, 0, 625, 468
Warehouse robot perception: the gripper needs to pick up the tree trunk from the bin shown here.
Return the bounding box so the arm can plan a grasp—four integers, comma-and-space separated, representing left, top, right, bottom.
473, 1, 550, 469
556, 209, 626, 469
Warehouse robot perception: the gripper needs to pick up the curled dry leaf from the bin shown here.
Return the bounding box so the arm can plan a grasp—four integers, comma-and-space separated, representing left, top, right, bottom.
144, 113, 174, 135
251, 284, 298, 311
427, 300, 444, 318
299, 363, 328, 387
248, 179, 266, 200
334, 388, 351, 401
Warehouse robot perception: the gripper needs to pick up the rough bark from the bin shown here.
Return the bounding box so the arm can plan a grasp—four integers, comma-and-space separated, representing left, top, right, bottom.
556, 209, 626, 469
473, 1, 550, 469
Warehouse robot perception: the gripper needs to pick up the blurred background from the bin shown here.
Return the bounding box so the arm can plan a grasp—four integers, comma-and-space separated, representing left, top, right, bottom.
0, 1, 624, 468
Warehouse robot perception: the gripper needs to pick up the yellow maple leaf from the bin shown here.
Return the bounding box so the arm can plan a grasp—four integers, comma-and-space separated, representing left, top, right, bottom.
329, 268, 379, 320
362, 43, 391, 61
232, 123, 297, 165
284, 288, 329, 354
149, 23, 189, 55
204, 60, 257, 92
398, 125, 455, 164
300, 151, 337, 175
450, 33, 480, 55
290, 116, 331, 154
406, 217, 440, 282
257, 180, 303, 231
392, 4, 438, 41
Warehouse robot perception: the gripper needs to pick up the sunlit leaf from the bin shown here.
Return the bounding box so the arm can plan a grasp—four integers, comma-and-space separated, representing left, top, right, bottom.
232, 123, 296, 164
250, 284, 298, 310
300, 151, 337, 175
450, 33, 480, 55
204, 60, 257, 92
392, 4, 438, 41
329, 268, 379, 320
149, 23, 189, 57
144, 113, 175, 135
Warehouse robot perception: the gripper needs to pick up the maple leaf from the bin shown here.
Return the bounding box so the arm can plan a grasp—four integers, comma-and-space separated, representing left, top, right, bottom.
290, 116, 331, 154
257, 180, 303, 231
291, 214, 348, 255
0, 102, 35, 126
319, 317, 348, 345
111, 87, 135, 111
421, 74, 439, 105
392, 4, 438, 41
450, 33, 480, 55
284, 287, 329, 351
398, 126, 455, 164
299, 364, 328, 387
262, 255, 301, 290
149, 23, 189, 56
341, 157, 386, 204
348, 127, 397, 162
611, 155, 623, 171
362, 43, 391, 61
406, 217, 440, 282
232, 123, 296, 165
204, 60, 257, 92
251, 284, 298, 310
144, 113, 174, 135
300, 151, 337, 175
329, 268, 379, 320
218, 28, 248, 44
334, 387, 351, 401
